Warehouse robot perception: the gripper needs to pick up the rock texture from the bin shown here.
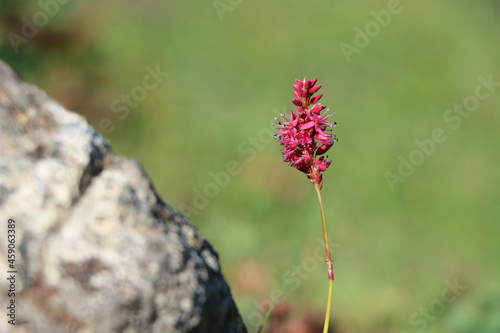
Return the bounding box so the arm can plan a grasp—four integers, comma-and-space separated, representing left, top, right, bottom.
0, 60, 247, 333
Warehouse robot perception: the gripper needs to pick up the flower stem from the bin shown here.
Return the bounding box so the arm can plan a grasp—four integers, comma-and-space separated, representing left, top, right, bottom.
314, 181, 334, 333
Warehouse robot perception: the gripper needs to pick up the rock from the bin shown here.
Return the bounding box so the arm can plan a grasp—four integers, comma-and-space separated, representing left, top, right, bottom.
0, 60, 247, 333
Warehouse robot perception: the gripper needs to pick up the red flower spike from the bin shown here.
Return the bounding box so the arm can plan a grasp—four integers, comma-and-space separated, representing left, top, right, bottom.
274, 78, 337, 188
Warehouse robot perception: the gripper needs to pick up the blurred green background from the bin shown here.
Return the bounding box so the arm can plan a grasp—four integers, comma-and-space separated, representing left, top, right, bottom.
1, 1, 499, 332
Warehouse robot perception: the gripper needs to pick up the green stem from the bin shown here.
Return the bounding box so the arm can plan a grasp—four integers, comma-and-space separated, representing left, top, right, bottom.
256, 272, 296, 333
314, 182, 334, 333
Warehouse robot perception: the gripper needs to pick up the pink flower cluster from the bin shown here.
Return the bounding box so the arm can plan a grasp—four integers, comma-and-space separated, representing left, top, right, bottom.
274, 78, 337, 188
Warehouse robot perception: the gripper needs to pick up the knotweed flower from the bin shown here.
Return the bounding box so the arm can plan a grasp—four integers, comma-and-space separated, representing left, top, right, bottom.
273, 77, 338, 333
274, 78, 338, 189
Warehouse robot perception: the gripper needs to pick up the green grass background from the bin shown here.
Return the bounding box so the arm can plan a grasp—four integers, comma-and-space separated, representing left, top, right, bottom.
1, 1, 499, 332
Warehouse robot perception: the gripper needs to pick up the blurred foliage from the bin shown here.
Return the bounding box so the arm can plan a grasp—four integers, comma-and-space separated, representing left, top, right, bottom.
1, 1, 500, 332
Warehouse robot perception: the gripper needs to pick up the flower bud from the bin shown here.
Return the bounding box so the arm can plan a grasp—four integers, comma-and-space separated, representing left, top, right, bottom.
310, 94, 323, 104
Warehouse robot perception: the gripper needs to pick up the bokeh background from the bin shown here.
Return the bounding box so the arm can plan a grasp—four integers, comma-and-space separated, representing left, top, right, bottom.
1, 1, 499, 332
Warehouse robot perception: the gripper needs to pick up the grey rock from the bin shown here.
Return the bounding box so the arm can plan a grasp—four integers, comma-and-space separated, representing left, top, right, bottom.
0, 60, 247, 333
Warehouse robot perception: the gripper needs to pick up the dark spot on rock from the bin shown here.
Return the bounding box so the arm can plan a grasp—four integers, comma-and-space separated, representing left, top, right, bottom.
27, 144, 46, 159
63, 258, 109, 291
